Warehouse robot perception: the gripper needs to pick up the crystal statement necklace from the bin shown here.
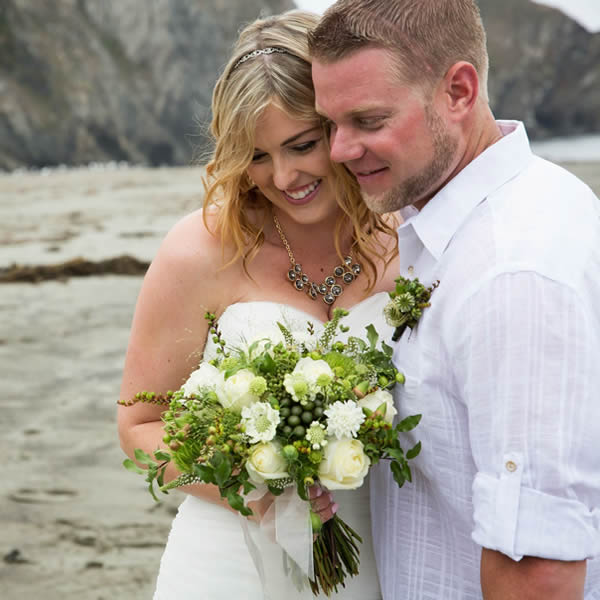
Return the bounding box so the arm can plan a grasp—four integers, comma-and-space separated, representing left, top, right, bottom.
273, 214, 361, 305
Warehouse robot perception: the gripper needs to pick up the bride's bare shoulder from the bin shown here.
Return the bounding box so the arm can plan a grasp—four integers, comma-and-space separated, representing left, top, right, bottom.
145, 207, 239, 292
157, 208, 227, 265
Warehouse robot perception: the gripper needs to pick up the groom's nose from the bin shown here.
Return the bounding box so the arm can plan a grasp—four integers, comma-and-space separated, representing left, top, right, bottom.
329, 125, 364, 164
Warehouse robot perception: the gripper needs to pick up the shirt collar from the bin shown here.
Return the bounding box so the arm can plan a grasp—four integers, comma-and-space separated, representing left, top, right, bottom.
398, 120, 534, 261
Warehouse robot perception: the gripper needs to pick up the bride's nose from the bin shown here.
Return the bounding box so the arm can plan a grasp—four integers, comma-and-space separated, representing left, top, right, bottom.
272, 156, 299, 191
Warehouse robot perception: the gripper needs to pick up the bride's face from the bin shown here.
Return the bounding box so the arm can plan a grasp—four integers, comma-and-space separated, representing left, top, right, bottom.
246, 103, 339, 226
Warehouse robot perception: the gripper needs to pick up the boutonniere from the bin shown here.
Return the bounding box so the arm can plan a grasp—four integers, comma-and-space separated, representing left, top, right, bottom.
384, 276, 439, 341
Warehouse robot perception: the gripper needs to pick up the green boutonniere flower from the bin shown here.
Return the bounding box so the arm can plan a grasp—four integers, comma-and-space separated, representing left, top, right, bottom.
384, 276, 439, 341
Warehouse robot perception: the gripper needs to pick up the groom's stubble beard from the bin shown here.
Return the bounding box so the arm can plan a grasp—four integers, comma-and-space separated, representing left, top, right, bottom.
361, 105, 459, 214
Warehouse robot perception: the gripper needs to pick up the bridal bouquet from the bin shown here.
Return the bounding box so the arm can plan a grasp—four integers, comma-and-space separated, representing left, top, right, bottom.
120, 308, 422, 596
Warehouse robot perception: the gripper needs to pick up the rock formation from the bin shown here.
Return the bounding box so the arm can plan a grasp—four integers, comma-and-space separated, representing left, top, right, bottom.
480, 0, 600, 138
0, 0, 295, 170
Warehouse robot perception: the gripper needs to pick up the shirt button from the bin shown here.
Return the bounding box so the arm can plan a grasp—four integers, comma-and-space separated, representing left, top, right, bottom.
407, 265, 414, 275
505, 460, 517, 472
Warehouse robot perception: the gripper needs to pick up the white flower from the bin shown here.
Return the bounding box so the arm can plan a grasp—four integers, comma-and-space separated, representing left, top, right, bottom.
284, 357, 334, 403
305, 421, 328, 450
218, 369, 262, 413
357, 389, 397, 424
241, 402, 280, 444
324, 400, 365, 439
283, 372, 310, 403
245, 442, 289, 484
318, 438, 370, 490
181, 363, 224, 398
295, 357, 334, 386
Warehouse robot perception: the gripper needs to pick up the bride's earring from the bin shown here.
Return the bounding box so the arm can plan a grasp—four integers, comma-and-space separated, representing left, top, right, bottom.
247, 174, 257, 189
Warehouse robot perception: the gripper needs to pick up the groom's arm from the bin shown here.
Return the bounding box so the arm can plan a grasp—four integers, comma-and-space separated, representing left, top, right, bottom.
480, 548, 586, 599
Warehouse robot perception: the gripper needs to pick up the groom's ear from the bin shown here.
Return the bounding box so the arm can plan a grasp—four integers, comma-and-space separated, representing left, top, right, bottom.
439, 61, 479, 123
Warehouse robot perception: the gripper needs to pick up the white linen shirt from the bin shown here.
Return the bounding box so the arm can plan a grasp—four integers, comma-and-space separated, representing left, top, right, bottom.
370, 121, 600, 599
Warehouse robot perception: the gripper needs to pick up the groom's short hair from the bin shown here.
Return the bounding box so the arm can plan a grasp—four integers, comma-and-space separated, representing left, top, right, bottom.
308, 0, 489, 100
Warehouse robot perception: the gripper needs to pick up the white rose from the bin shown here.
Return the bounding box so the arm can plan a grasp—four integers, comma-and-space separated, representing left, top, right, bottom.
245, 442, 289, 484
218, 369, 261, 413
357, 389, 397, 424
181, 363, 224, 397
318, 439, 370, 490
293, 357, 334, 387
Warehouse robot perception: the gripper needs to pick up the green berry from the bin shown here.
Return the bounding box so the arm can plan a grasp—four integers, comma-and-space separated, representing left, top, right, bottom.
291, 405, 303, 416
282, 445, 299, 461
292, 425, 306, 438
301, 411, 313, 424
288, 415, 301, 427
280, 407, 291, 418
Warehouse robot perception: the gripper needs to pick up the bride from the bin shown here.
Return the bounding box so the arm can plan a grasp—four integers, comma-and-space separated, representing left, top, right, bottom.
118, 10, 399, 600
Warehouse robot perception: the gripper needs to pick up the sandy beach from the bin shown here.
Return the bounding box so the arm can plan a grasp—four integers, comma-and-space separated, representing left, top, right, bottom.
1, 161, 599, 600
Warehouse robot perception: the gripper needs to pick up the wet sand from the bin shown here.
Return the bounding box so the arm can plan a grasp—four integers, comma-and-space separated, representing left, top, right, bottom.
1, 161, 598, 600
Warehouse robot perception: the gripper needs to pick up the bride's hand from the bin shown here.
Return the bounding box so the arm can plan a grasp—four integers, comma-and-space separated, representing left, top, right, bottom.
246, 492, 275, 523
308, 484, 338, 524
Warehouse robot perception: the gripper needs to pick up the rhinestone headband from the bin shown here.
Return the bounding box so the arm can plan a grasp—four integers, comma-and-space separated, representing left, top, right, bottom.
232, 47, 290, 71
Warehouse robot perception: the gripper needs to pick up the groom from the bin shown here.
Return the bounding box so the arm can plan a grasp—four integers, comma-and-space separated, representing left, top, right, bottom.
309, 0, 600, 598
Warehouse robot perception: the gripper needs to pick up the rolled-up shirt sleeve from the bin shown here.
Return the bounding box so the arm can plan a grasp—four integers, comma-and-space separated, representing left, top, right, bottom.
452, 269, 600, 561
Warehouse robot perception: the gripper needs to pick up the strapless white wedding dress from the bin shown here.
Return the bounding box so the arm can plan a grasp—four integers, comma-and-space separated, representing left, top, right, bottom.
153, 294, 394, 600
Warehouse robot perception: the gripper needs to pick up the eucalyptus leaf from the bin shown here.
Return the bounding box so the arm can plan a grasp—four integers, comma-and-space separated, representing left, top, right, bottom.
396, 413, 422, 432
123, 458, 145, 475
366, 324, 378, 350
210, 451, 224, 469
147, 480, 160, 502
154, 450, 171, 462
242, 479, 256, 494
226, 489, 246, 513
402, 462, 413, 483
381, 341, 394, 357
296, 478, 309, 502
390, 460, 406, 487
386, 447, 405, 462
193, 463, 216, 484
213, 456, 232, 487
157, 467, 166, 488
406, 441, 422, 460
255, 351, 276, 374
134, 448, 158, 466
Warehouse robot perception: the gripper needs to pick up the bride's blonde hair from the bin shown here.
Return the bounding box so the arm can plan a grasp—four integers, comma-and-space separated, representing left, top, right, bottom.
201, 10, 397, 290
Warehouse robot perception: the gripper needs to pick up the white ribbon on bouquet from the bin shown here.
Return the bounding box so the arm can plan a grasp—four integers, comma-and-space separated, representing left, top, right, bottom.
240, 485, 315, 600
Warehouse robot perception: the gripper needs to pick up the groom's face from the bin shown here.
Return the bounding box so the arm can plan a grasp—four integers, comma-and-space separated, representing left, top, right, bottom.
313, 47, 458, 213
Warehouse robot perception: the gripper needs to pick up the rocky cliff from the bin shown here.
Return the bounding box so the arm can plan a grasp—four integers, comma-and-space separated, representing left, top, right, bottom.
0, 0, 598, 170
0, 0, 295, 170
480, 0, 600, 138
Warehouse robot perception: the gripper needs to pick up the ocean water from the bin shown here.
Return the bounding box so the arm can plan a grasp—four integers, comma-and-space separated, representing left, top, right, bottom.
531, 134, 600, 162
